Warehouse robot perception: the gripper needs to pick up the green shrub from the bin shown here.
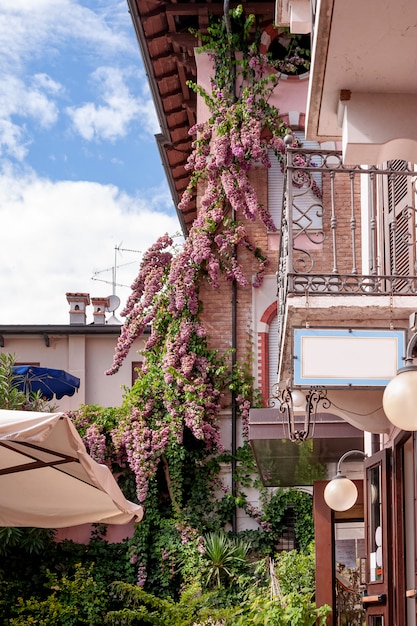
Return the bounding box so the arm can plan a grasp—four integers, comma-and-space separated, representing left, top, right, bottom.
8, 564, 108, 626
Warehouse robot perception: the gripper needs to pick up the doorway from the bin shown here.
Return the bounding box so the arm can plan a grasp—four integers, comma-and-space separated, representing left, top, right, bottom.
394, 434, 416, 625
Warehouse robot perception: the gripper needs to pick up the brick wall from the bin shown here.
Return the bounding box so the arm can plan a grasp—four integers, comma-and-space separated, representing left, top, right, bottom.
199, 167, 278, 361
196, 165, 280, 477
292, 171, 362, 276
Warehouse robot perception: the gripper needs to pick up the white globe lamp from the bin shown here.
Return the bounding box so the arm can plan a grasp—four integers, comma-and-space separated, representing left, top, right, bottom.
323, 450, 367, 511
324, 475, 358, 512
383, 333, 417, 431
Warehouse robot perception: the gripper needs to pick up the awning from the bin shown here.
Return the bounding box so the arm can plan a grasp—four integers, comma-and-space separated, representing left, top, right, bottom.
0, 409, 143, 528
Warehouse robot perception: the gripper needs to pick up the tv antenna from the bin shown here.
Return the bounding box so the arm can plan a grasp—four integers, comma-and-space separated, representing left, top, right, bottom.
91, 243, 141, 296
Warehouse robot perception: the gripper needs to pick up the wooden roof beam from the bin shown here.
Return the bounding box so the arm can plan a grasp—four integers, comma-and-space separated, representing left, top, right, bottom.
167, 32, 197, 48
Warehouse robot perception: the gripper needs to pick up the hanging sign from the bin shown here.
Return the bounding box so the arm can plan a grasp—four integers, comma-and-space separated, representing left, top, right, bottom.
293, 328, 406, 387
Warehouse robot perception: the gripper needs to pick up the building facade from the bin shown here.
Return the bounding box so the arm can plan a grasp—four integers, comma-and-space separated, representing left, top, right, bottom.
0, 292, 146, 412
130, 1, 417, 624
276, 1, 417, 624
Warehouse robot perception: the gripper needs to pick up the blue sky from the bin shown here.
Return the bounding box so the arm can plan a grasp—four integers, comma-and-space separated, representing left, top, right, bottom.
0, 0, 180, 324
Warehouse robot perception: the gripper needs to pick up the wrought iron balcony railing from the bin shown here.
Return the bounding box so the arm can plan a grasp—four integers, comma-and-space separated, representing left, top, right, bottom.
277, 148, 417, 357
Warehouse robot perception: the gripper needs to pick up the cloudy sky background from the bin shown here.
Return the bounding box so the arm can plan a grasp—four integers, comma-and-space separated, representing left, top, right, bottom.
0, 0, 180, 324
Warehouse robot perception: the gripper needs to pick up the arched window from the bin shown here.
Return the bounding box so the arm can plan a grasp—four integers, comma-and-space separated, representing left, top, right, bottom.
257, 301, 278, 405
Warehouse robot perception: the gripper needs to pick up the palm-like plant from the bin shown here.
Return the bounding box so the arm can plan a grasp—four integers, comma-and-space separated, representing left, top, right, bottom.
0, 353, 28, 410
0, 353, 51, 412
203, 532, 250, 588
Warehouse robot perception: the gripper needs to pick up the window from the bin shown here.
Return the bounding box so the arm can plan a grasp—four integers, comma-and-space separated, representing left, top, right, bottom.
268, 132, 322, 231
131, 361, 142, 385
364, 449, 391, 623
369, 617, 384, 626
368, 464, 383, 583
15, 362, 40, 366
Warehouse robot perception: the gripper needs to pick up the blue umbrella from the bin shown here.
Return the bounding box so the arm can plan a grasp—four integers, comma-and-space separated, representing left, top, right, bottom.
12, 366, 80, 400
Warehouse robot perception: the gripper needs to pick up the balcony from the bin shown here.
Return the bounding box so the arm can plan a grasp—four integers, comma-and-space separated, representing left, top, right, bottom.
277, 148, 417, 382
276, 0, 417, 165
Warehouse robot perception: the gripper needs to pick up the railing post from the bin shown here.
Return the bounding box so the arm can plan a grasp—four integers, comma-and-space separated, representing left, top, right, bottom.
350, 171, 358, 274
369, 170, 378, 276
330, 170, 338, 274
285, 152, 293, 277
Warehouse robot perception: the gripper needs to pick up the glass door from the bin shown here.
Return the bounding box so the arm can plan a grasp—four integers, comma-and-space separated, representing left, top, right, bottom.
403, 437, 416, 625
334, 520, 365, 625
364, 449, 391, 625
393, 434, 417, 625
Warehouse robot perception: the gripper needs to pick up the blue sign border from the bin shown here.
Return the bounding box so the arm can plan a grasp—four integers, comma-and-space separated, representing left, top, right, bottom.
293, 328, 406, 387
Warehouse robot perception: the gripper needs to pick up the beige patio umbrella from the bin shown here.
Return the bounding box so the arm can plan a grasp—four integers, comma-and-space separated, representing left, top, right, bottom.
0, 409, 143, 528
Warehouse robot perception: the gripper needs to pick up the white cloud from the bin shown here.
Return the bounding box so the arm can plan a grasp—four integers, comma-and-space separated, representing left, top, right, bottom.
0, 170, 179, 324
32, 73, 64, 96
0, 2, 177, 326
0, 73, 60, 159
66, 66, 158, 141
0, 120, 27, 160
0, 74, 60, 125
0, 1, 133, 70
0, 2, 159, 155
24, 83, 60, 130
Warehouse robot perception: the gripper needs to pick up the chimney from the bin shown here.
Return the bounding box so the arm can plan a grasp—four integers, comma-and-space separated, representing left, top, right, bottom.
66, 292, 90, 325
91, 296, 110, 325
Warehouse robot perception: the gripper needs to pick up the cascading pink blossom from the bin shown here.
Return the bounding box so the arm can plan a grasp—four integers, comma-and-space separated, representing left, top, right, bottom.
106, 234, 173, 375
84, 423, 107, 465
105, 47, 293, 506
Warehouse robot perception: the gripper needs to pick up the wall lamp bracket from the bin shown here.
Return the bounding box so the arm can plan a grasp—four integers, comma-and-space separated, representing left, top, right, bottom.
324, 449, 367, 511
269, 385, 330, 444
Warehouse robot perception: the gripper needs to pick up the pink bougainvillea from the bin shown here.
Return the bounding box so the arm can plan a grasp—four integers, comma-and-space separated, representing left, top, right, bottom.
104, 24, 294, 507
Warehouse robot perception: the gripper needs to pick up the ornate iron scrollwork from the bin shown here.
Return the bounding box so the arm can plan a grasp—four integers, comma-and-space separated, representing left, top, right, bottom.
269, 385, 330, 443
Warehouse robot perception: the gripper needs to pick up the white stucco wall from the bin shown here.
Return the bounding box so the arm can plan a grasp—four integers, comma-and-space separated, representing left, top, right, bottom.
0, 330, 146, 411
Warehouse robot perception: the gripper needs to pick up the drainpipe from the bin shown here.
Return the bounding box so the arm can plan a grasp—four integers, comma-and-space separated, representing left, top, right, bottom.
231, 269, 237, 533
231, 207, 238, 533
223, 0, 238, 534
